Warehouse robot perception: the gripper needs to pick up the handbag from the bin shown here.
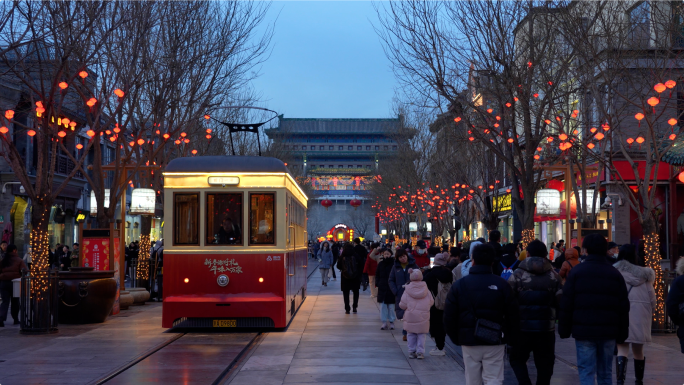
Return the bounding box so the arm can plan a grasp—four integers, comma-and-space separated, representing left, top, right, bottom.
460, 279, 503, 345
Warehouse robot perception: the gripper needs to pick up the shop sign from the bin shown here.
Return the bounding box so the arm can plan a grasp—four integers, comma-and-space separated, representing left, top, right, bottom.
82, 238, 110, 270
576, 169, 605, 185
208, 176, 239, 186
75, 210, 89, 222
492, 194, 512, 212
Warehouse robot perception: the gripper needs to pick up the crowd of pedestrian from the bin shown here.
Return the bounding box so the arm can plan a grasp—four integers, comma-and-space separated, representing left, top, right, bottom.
308, 230, 684, 385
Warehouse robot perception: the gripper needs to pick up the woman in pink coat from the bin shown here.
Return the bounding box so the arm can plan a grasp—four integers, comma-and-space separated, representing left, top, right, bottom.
399, 268, 434, 359
613, 244, 656, 385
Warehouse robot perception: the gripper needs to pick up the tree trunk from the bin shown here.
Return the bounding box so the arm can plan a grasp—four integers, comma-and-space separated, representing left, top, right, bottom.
642, 218, 665, 330
27, 199, 55, 331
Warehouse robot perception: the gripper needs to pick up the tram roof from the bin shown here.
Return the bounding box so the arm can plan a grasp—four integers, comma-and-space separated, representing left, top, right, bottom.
165, 156, 290, 174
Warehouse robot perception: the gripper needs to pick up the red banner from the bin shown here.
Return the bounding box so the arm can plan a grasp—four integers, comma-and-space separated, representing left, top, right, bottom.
82, 238, 110, 270
611, 161, 671, 182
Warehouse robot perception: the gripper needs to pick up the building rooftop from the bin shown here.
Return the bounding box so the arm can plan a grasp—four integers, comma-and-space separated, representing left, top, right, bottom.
265, 116, 404, 136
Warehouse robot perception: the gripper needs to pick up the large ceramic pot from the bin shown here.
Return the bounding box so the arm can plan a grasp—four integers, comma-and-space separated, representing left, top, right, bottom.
58, 267, 117, 324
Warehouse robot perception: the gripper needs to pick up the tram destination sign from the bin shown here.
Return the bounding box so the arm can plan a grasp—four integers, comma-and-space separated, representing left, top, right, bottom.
208, 176, 240, 186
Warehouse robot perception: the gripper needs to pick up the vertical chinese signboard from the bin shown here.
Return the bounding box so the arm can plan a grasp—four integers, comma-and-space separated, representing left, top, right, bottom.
80, 227, 121, 315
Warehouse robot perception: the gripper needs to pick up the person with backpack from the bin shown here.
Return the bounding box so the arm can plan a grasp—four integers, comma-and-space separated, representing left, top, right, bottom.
499, 243, 520, 282
443, 243, 519, 384
507, 240, 563, 385
337, 242, 365, 314
389, 248, 419, 341
422, 251, 453, 356
559, 247, 580, 282
376, 248, 396, 330
452, 241, 482, 283
400, 268, 434, 359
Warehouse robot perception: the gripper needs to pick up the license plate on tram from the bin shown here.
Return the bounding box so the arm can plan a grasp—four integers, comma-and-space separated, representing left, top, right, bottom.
213, 320, 237, 328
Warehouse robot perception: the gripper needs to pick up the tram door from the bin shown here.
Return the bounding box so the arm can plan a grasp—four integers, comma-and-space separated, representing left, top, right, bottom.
287, 195, 296, 318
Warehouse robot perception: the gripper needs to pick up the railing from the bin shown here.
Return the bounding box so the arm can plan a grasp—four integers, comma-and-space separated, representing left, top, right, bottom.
20, 268, 59, 334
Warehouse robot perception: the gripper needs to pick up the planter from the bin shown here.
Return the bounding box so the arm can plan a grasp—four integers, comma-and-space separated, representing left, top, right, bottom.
119, 290, 134, 310
128, 287, 150, 305
58, 267, 116, 324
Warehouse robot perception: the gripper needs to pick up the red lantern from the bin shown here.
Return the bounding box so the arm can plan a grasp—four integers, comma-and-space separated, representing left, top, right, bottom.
670, 133, 677, 140
626, 138, 635, 145
668, 118, 677, 126
559, 133, 568, 141
58, 81, 68, 90
595, 132, 605, 140
647, 97, 659, 107
507, 138, 514, 143
137, 138, 145, 145
350, 199, 362, 209
76, 143, 83, 150
636, 137, 645, 144
114, 89, 124, 98
180, 132, 187, 137
184, 138, 190, 143
634, 113, 644, 121
587, 143, 595, 149
129, 141, 135, 147
86, 130, 95, 137
5, 110, 14, 119
679, 171, 684, 183
454, 117, 461, 122
654, 83, 666, 93
79, 71, 88, 79
321, 199, 333, 210
27, 130, 36, 137
505, 103, 511, 107
547, 137, 553, 142
206, 134, 212, 139
665, 80, 676, 89
0, 126, 8, 134
191, 149, 198, 155
58, 131, 66, 138
204, 114, 210, 120
163, 133, 170, 139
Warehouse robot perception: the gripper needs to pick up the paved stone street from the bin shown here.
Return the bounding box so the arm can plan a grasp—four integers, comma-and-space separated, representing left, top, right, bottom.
1, 265, 682, 384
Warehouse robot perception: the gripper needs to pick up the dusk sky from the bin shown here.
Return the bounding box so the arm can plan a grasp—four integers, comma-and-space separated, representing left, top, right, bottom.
251, 1, 398, 120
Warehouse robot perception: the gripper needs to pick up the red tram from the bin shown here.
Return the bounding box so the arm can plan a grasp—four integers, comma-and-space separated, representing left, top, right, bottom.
161, 156, 308, 328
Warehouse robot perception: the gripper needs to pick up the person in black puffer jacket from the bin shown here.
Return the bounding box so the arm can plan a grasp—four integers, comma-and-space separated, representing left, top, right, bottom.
422, 251, 453, 356
559, 234, 630, 385
375, 248, 396, 330
507, 240, 563, 385
337, 242, 365, 314
443, 243, 519, 384
666, 257, 684, 354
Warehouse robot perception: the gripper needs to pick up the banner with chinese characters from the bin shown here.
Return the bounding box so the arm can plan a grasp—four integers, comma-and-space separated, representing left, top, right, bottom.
82, 238, 110, 270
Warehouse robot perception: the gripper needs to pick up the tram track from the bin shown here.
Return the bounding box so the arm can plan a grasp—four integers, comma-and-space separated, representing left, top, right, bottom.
92, 259, 320, 385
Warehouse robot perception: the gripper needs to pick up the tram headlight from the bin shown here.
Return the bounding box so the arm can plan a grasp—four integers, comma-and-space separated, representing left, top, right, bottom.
184, 278, 189, 283
259, 278, 264, 283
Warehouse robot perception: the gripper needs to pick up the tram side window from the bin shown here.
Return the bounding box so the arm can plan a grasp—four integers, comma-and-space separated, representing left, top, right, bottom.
206, 193, 243, 245
174, 194, 199, 245
249, 193, 275, 245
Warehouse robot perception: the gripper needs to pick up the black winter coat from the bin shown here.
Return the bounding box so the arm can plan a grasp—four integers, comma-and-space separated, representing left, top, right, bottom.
375, 257, 395, 304
507, 256, 563, 334
666, 272, 684, 353
558, 254, 630, 343
443, 265, 519, 346
337, 250, 364, 291
388, 256, 419, 319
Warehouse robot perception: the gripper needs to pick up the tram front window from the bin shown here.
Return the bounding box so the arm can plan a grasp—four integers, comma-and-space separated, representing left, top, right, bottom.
206, 193, 243, 245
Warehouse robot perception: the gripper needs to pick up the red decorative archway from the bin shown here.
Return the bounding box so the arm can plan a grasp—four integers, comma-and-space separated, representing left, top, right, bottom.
326, 223, 354, 242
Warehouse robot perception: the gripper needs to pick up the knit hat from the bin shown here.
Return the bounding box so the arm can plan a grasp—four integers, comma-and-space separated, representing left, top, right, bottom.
409, 268, 423, 281
433, 252, 448, 266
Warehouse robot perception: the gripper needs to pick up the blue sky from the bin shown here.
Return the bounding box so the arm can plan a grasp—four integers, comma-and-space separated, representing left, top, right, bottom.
251, 1, 397, 119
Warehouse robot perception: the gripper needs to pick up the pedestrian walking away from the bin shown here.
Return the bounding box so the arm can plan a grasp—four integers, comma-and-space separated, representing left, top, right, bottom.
422, 250, 453, 356
559, 247, 580, 283
443, 243, 519, 385
507, 240, 563, 385
452, 240, 483, 283
559, 234, 630, 385
666, 257, 684, 354
0, 244, 28, 327
613, 244, 656, 385
399, 268, 433, 359
331, 241, 340, 280
389, 248, 419, 340
375, 248, 396, 330
337, 242, 364, 314
317, 241, 333, 287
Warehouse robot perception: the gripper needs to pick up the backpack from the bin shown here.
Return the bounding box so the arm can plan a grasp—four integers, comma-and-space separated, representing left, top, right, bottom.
434, 281, 451, 311
500, 260, 519, 281
341, 255, 359, 279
